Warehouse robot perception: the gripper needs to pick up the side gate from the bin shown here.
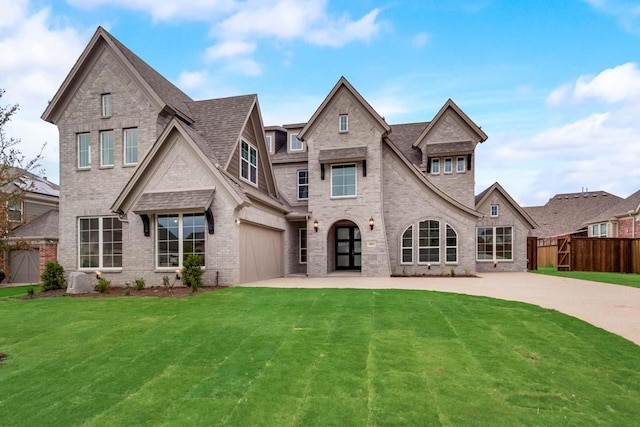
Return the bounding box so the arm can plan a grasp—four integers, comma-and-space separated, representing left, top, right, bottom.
557, 236, 571, 271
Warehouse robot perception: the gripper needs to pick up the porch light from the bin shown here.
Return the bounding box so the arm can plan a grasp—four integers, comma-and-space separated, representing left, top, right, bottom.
95, 271, 102, 280
235, 218, 241, 226
493, 259, 498, 268
175, 269, 181, 280
369, 217, 375, 230
427, 263, 431, 270
313, 219, 319, 232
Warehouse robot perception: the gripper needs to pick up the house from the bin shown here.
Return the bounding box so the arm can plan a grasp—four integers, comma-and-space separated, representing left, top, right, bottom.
524, 190, 622, 246
584, 189, 640, 238
2, 170, 59, 283
42, 26, 535, 286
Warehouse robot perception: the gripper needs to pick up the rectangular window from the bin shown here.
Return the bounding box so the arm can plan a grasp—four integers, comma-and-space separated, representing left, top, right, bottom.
79, 217, 122, 269
290, 133, 303, 151
401, 225, 413, 264
339, 114, 348, 132
77, 133, 91, 168
297, 170, 309, 200
418, 220, 440, 263
444, 157, 453, 173
240, 140, 258, 185
431, 158, 440, 174
100, 130, 114, 167
101, 93, 111, 117
299, 228, 307, 264
477, 226, 513, 261
7, 201, 22, 222
331, 164, 357, 197
265, 135, 272, 152
157, 213, 205, 268
445, 224, 457, 263
124, 128, 139, 165
592, 223, 608, 237
456, 156, 466, 172
490, 204, 499, 217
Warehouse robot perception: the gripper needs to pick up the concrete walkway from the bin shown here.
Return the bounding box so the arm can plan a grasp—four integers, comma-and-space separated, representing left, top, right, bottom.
240, 272, 640, 346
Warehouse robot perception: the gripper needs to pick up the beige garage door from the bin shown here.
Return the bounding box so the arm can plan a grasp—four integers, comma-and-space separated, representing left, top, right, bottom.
239, 223, 283, 284
10, 250, 40, 284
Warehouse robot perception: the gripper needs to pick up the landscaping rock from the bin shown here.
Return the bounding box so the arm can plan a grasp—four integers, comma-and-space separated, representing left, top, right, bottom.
66, 272, 95, 294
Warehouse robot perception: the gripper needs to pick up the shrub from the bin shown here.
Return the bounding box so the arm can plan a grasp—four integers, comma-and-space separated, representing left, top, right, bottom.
162, 275, 172, 290
26, 287, 35, 298
134, 277, 145, 291
41, 261, 66, 291
182, 254, 203, 292
94, 278, 110, 293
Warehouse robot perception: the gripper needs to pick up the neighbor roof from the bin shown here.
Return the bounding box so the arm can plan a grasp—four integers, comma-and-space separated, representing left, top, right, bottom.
586, 188, 640, 223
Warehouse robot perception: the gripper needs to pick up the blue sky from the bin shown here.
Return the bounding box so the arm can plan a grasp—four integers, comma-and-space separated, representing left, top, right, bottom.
1, 0, 639, 205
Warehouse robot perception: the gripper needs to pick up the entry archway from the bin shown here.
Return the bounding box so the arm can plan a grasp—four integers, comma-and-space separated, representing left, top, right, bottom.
327, 220, 361, 272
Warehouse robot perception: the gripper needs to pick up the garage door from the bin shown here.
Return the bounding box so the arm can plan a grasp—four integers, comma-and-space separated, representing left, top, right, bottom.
239, 223, 283, 284
10, 250, 40, 284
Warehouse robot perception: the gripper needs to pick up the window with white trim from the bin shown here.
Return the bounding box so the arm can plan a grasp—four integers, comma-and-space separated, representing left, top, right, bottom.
78, 217, 123, 269
240, 140, 258, 185
444, 157, 453, 173
299, 228, 307, 264
477, 226, 513, 261
100, 130, 114, 167
445, 224, 457, 263
339, 114, 348, 132
592, 223, 607, 237
297, 170, 308, 200
101, 93, 111, 117
7, 201, 23, 222
157, 213, 205, 268
331, 164, 356, 197
456, 156, 465, 172
401, 225, 413, 264
265, 135, 272, 152
490, 204, 499, 217
77, 133, 91, 168
418, 220, 440, 263
290, 133, 303, 151
124, 128, 138, 165
431, 158, 440, 174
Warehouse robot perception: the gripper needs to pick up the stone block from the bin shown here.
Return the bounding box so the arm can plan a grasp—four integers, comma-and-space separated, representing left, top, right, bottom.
66, 271, 95, 294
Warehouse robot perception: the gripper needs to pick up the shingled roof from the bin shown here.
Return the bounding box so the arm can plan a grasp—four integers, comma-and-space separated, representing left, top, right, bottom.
524, 191, 622, 238
387, 122, 427, 165
586, 188, 640, 223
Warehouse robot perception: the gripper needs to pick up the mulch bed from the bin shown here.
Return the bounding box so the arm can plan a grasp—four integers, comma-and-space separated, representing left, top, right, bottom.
20, 286, 227, 299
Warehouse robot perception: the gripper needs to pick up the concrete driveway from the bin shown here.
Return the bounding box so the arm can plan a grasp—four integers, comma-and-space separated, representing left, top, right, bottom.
240, 272, 640, 346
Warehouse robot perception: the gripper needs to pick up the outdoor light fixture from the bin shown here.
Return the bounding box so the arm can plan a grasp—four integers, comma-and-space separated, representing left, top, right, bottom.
427, 263, 431, 270
313, 219, 319, 232
175, 269, 181, 280
95, 271, 102, 280
235, 218, 241, 226
493, 259, 498, 268
369, 217, 375, 230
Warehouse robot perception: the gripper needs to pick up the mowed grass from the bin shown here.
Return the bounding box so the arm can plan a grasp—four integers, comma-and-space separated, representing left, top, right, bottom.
1, 288, 639, 426
532, 266, 640, 288
0, 285, 42, 299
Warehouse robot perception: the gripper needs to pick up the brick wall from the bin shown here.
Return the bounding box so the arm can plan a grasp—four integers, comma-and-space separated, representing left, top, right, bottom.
618, 217, 640, 238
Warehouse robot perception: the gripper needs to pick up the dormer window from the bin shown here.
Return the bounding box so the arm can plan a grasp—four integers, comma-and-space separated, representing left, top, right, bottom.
101, 93, 111, 117
490, 204, 499, 217
444, 157, 453, 174
240, 140, 258, 185
339, 114, 348, 133
456, 156, 466, 172
431, 158, 440, 174
265, 135, 272, 153
290, 133, 303, 151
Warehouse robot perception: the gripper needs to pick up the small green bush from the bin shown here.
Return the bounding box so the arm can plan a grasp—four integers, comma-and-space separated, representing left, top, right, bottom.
162, 275, 172, 290
94, 278, 110, 293
134, 277, 145, 291
41, 261, 66, 291
182, 254, 203, 292
26, 287, 35, 298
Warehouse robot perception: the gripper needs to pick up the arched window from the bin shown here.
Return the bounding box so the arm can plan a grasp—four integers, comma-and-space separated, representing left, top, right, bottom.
401, 225, 413, 264
418, 220, 440, 263
445, 224, 457, 264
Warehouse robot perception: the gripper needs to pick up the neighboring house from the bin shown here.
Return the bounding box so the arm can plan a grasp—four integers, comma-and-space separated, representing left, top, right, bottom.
42, 27, 535, 287
2, 171, 59, 283
524, 190, 622, 245
584, 189, 640, 238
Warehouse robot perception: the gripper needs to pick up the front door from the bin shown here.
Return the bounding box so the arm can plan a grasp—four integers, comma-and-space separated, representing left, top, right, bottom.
335, 226, 361, 271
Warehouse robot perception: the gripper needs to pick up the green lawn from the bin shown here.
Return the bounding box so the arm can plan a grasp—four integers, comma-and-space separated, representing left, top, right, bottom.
532, 266, 640, 288
0, 285, 42, 299
1, 288, 639, 426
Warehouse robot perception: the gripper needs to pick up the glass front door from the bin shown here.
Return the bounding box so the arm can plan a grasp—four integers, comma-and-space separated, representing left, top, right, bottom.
335, 226, 361, 271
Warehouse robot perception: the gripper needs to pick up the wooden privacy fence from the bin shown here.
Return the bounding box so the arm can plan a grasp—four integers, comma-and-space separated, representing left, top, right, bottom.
557, 237, 640, 273
537, 245, 558, 267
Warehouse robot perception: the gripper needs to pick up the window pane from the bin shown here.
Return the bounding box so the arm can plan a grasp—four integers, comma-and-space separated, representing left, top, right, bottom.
78, 134, 91, 168
157, 215, 179, 267
401, 225, 413, 263
298, 170, 309, 200
446, 225, 457, 263
182, 213, 206, 266
290, 133, 302, 151
457, 156, 465, 172
418, 220, 439, 263
331, 164, 356, 197
100, 131, 114, 166
101, 93, 111, 116
477, 227, 494, 260
124, 128, 138, 164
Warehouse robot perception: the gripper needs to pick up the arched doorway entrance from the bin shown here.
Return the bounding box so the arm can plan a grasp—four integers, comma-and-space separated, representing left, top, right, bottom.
328, 220, 362, 272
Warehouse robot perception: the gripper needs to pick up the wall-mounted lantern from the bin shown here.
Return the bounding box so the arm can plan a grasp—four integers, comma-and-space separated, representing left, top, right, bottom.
313, 219, 319, 232
369, 217, 375, 230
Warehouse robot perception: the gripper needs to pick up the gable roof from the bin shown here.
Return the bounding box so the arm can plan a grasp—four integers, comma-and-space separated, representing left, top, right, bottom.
10, 209, 59, 240
412, 99, 488, 149
298, 77, 390, 141
476, 182, 537, 229
42, 26, 193, 124
586, 188, 640, 223
524, 190, 621, 238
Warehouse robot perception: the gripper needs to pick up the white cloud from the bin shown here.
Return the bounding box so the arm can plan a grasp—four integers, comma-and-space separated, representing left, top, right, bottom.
176, 70, 209, 90
547, 62, 640, 105
584, 0, 640, 34
205, 40, 256, 60
411, 32, 429, 48
67, 0, 235, 22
